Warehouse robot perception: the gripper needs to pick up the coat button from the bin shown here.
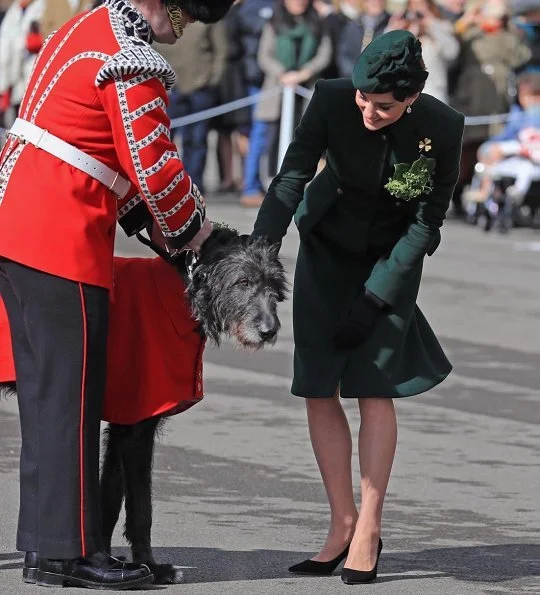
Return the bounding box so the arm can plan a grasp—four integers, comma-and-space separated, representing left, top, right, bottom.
396, 201, 402, 207
337, 187, 343, 195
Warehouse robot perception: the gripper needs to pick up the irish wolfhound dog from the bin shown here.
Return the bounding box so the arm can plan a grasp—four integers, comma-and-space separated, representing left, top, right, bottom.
101, 226, 286, 584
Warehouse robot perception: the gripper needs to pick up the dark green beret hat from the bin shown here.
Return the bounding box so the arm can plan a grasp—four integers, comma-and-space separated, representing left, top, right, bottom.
352, 30, 428, 100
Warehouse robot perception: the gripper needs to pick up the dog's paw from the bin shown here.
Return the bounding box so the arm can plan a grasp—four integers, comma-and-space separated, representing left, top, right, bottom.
148, 563, 184, 585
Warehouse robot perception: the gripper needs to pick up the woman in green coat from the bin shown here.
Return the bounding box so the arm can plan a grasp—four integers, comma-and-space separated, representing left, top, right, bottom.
252, 30, 465, 584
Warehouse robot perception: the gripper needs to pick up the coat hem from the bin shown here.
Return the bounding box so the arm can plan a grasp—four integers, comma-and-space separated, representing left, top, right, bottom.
290, 366, 452, 399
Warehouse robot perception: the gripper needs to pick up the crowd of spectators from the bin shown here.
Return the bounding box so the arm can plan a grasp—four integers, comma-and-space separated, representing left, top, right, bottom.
0, 0, 539, 217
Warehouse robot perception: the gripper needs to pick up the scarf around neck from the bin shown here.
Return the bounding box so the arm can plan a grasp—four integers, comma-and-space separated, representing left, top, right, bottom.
275, 18, 318, 71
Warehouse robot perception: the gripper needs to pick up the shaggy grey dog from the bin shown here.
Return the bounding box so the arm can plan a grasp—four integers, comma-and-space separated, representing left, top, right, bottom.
100, 226, 287, 584
187, 227, 286, 348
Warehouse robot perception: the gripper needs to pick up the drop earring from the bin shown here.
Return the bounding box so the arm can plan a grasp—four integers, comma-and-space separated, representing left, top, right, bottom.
406, 105, 412, 114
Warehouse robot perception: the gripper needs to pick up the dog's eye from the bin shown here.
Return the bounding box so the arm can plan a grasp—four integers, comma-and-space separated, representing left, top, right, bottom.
236, 278, 250, 287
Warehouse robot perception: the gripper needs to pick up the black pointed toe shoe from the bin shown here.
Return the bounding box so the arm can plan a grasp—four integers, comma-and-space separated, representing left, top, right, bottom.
341, 538, 383, 585
288, 545, 350, 576
23, 551, 39, 583
36, 550, 154, 590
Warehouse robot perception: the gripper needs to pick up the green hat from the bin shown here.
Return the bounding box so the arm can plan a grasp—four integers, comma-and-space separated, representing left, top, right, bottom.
352, 30, 428, 100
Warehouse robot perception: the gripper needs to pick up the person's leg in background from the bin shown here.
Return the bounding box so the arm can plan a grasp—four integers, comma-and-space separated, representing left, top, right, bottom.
167, 87, 189, 164
452, 140, 483, 218
241, 86, 269, 207
217, 127, 236, 192
181, 87, 218, 194
266, 120, 280, 180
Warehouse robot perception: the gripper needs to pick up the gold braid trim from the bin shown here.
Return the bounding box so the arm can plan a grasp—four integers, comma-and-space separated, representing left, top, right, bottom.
166, 4, 186, 38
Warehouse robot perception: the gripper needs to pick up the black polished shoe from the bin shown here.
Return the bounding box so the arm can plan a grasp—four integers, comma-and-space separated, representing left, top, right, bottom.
23, 551, 38, 583
288, 545, 350, 576
341, 538, 383, 585
36, 550, 154, 590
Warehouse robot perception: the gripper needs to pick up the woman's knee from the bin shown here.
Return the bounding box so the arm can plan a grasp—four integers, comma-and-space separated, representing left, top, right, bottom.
357, 397, 395, 419
304, 389, 340, 412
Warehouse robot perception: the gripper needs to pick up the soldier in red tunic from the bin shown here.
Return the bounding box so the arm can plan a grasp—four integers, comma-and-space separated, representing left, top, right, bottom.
0, 0, 234, 589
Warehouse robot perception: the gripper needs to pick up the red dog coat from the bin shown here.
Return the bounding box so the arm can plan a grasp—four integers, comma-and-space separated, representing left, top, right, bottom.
0, 257, 205, 425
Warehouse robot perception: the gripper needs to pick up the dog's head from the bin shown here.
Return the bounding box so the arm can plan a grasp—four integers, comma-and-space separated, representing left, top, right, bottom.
183, 228, 287, 349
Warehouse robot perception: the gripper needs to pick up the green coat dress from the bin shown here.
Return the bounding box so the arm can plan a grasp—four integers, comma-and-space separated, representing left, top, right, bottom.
253, 78, 465, 398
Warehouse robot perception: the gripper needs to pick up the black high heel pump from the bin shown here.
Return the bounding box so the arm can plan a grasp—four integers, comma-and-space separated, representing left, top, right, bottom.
341, 538, 383, 585
288, 544, 350, 576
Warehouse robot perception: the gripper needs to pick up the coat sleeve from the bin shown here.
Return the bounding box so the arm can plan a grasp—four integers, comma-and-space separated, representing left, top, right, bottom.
97, 73, 206, 249
365, 113, 465, 307
426, 19, 460, 64
301, 34, 332, 78
257, 24, 286, 78
252, 80, 328, 243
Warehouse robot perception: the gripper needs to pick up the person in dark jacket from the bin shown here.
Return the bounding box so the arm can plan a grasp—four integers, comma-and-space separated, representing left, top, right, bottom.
337, 0, 390, 77
213, 0, 253, 192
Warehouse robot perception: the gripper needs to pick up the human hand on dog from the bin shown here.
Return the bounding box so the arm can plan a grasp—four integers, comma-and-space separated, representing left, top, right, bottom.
185, 217, 213, 255
333, 289, 386, 350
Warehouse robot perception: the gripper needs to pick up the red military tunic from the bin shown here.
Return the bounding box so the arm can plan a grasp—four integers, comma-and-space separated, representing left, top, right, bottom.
0, 0, 205, 289
0, 256, 205, 424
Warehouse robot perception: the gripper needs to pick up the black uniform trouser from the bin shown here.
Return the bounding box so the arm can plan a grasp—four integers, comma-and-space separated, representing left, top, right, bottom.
0, 259, 108, 559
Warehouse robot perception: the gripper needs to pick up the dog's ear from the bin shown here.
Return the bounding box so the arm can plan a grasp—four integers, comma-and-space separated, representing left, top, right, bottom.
199, 227, 238, 263
209, 227, 238, 245
268, 242, 281, 260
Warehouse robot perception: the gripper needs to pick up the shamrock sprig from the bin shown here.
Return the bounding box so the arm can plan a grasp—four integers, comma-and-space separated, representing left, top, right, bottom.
385, 154, 436, 201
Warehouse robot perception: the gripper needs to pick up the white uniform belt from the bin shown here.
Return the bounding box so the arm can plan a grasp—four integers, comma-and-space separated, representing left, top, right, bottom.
9, 118, 131, 199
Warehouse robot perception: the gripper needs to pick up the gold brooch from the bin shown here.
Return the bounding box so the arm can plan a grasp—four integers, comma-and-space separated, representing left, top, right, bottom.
419, 138, 432, 152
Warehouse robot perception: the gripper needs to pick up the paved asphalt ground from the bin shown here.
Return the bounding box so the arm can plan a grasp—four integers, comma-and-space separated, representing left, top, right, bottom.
1, 194, 539, 594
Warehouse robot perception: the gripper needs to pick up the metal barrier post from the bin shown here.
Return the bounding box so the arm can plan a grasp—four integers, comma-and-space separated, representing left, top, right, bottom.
278, 85, 296, 170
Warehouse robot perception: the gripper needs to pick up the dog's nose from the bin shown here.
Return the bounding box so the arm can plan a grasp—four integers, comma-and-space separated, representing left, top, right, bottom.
259, 326, 277, 341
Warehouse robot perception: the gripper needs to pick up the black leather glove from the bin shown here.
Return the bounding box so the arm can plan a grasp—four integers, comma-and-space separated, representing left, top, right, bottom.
332, 289, 387, 350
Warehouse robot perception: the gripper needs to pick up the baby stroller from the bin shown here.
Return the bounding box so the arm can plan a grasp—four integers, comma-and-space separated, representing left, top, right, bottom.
464, 161, 540, 233
464, 164, 518, 233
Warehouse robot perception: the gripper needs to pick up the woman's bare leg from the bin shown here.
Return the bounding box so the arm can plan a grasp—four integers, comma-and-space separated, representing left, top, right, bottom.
344, 398, 397, 571
305, 393, 358, 561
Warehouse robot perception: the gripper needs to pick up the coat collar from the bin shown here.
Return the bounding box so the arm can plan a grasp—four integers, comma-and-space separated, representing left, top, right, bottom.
387, 101, 419, 140
103, 0, 153, 44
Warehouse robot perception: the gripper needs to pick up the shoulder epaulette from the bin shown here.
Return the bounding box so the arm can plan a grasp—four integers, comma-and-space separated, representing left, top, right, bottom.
96, 45, 176, 90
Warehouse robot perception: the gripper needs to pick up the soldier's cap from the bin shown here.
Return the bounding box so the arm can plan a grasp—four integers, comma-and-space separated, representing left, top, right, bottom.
161, 0, 235, 24
352, 30, 429, 100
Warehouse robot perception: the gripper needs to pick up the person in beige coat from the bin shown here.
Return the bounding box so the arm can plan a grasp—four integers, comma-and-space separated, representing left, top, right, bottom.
40, 0, 88, 39
386, 0, 459, 104
156, 20, 227, 193
241, 0, 331, 207
450, 0, 531, 215
255, 0, 332, 123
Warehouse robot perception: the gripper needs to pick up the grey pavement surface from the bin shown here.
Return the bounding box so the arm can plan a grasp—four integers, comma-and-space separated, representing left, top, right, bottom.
1, 195, 539, 594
